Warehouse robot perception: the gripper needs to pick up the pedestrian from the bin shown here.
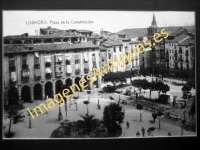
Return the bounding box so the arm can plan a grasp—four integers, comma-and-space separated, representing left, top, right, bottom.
141, 127, 145, 137
188, 110, 191, 118
136, 131, 140, 137
126, 121, 130, 129
147, 129, 151, 136
168, 132, 171, 136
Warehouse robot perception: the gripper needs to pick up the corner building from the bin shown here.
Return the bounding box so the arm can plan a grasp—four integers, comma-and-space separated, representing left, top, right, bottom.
4, 28, 100, 103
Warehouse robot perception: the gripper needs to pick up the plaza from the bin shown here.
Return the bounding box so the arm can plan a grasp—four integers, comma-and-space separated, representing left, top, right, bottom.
3, 76, 196, 138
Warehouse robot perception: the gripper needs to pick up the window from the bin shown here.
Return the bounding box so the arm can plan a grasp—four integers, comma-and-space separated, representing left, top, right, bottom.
170, 56, 171, 59
170, 50, 171, 53
113, 47, 116, 52
142, 57, 144, 61
119, 47, 122, 52
9, 59, 16, 72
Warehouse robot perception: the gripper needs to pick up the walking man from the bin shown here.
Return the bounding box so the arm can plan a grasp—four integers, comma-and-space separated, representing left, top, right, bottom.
141, 127, 145, 137
126, 121, 130, 129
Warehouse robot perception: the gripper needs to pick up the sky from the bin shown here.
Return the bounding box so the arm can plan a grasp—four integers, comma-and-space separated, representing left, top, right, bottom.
3, 11, 195, 36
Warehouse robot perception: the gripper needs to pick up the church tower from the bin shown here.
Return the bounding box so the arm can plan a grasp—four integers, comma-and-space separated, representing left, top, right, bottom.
147, 13, 158, 39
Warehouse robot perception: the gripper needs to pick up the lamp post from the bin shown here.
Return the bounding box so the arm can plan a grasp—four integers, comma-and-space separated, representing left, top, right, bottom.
181, 120, 185, 136
98, 93, 100, 105
45, 99, 48, 114
83, 100, 90, 116
58, 102, 63, 121
87, 90, 91, 102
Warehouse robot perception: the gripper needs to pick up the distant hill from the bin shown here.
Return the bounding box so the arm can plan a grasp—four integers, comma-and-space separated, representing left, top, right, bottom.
117, 26, 195, 39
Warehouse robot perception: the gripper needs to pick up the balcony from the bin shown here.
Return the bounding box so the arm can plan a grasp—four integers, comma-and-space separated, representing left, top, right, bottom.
21, 69, 30, 82
45, 73, 52, 80
178, 58, 183, 62
55, 71, 63, 77
174, 52, 178, 57
35, 76, 41, 81
75, 69, 81, 75
84, 68, 89, 74
185, 59, 189, 63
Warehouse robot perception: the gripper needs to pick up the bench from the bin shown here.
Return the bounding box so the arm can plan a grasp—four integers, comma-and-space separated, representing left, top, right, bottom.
168, 114, 180, 120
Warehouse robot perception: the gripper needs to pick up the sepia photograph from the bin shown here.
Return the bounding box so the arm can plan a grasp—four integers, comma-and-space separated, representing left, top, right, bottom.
2, 10, 196, 139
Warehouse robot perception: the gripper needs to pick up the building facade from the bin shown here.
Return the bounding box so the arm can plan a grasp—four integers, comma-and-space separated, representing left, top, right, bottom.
4, 28, 100, 104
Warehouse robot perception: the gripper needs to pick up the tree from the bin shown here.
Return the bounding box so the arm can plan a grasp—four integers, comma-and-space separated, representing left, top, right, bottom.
103, 103, 124, 135
139, 68, 147, 79
79, 114, 99, 134
6, 105, 19, 137
132, 79, 148, 93
154, 81, 170, 97
104, 72, 126, 88
125, 70, 138, 84
8, 85, 19, 106
187, 78, 195, 89
181, 84, 192, 95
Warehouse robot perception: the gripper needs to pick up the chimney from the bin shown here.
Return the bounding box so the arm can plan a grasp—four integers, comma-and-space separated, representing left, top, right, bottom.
47, 26, 51, 35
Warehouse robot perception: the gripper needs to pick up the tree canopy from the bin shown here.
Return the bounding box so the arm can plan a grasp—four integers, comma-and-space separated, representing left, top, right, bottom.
103, 103, 124, 135
104, 72, 127, 87
182, 84, 192, 94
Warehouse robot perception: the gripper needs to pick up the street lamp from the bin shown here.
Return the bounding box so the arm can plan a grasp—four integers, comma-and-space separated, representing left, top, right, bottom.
87, 90, 91, 102
58, 102, 63, 121
98, 93, 100, 105
83, 100, 90, 116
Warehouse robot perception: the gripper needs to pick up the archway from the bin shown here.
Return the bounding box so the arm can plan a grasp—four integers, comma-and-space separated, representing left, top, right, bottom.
21, 85, 31, 102
34, 83, 42, 100
45, 82, 53, 98
84, 75, 90, 90
75, 77, 82, 91
55, 80, 63, 94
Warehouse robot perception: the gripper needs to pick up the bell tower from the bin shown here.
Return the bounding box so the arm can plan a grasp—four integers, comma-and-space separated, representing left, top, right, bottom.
147, 13, 158, 39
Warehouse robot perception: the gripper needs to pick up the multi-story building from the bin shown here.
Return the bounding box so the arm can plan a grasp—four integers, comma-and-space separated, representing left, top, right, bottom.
165, 35, 195, 74
4, 28, 100, 104
147, 14, 166, 71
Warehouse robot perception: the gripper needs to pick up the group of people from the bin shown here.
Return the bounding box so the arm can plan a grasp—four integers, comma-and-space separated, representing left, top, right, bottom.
126, 121, 172, 137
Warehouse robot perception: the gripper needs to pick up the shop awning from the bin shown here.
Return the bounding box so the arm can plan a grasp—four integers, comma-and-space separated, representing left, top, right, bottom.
11, 72, 17, 81
58, 56, 62, 62
46, 68, 52, 73
45, 58, 51, 63
66, 65, 72, 73
66, 56, 71, 60
35, 52, 39, 58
